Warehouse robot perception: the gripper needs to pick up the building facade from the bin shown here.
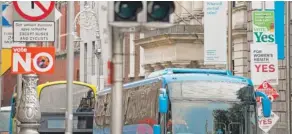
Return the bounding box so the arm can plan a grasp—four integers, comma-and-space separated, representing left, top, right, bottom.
79, 1, 146, 90
135, 1, 289, 134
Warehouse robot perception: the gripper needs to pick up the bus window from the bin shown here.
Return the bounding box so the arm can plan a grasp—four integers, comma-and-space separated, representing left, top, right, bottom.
39, 84, 94, 113
0, 110, 10, 133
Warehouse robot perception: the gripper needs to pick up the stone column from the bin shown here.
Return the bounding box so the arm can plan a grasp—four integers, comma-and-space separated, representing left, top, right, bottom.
192, 1, 203, 14
17, 74, 41, 134
190, 1, 204, 25
180, 1, 192, 24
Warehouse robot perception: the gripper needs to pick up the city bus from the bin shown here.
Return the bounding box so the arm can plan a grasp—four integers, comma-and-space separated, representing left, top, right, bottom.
9, 81, 97, 134
93, 68, 272, 134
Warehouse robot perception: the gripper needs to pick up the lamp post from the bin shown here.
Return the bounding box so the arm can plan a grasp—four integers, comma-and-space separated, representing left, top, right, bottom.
73, 2, 102, 90
16, 44, 41, 134
65, 2, 101, 133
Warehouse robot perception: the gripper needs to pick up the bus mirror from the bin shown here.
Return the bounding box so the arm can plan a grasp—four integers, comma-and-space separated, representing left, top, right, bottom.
159, 88, 168, 113
255, 91, 271, 117
153, 124, 161, 134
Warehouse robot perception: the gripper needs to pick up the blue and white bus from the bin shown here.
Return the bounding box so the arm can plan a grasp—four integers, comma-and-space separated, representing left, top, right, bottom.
93, 68, 271, 134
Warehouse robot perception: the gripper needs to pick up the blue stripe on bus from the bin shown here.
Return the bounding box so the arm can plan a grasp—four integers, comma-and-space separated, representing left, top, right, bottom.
98, 73, 252, 95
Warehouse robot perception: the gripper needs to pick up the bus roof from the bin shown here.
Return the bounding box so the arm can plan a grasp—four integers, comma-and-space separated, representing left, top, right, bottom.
147, 68, 233, 78
0, 106, 11, 112
98, 68, 252, 95
37, 81, 97, 97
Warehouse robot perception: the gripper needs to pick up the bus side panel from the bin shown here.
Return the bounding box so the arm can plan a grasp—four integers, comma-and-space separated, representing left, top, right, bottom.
94, 80, 162, 133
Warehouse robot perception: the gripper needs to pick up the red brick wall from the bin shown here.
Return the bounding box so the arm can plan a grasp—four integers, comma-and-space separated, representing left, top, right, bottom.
38, 54, 80, 84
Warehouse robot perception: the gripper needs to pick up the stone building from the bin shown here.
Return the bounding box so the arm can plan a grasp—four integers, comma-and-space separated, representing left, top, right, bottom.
134, 1, 289, 134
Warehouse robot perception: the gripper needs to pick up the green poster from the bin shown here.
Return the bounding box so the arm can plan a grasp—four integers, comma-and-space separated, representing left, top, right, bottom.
252, 11, 275, 44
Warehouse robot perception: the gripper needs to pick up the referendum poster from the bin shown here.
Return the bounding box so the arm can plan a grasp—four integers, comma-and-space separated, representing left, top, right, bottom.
250, 43, 278, 85
204, 1, 227, 65
252, 11, 275, 44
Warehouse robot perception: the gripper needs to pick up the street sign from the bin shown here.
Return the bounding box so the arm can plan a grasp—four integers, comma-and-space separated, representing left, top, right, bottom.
55, 8, 62, 21
2, 27, 25, 48
11, 47, 55, 74
13, 21, 55, 42
0, 49, 12, 76
250, 43, 278, 85
256, 81, 279, 102
12, 1, 55, 21
258, 107, 279, 133
2, 4, 13, 26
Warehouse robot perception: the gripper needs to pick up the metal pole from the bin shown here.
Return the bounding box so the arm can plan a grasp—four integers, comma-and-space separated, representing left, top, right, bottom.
17, 42, 41, 134
0, 1, 3, 107
286, 2, 291, 134
65, 1, 74, 134
111, 27, 124, 134
227, 2, 233, 71
16, 74, 22, 133
262, 1, 266, 10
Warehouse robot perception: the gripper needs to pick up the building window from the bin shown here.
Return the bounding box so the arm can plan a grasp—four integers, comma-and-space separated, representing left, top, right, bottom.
232, 1, 236, 7
76, 69, 80, 81
92, 41, 96, 75
84, 43, 88, 82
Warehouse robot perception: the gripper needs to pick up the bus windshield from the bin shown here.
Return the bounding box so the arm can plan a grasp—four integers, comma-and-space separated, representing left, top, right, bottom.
0, 111, 10, 132
39, 84, 93, 113
168, 81, 257, 134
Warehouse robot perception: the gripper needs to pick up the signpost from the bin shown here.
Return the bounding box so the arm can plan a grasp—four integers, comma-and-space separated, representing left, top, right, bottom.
256, 81, 279, 102
13, 21, 55, 42
12, 1, 57, 134
250, 43, 278, 85
258, 107, 279, 133
11, 47, 55, 74
12, 1, 55, 21
13, 1, 55, 42
2, 27, 25, 48
2, 4, 13, 26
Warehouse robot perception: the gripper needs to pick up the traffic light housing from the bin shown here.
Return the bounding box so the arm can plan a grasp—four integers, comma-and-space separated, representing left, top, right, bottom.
108, 1, 175, 28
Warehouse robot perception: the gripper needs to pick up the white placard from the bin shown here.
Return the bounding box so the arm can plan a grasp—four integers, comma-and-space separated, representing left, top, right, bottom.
204, 1, 227, 65
2, 27, 25, 48
250, 43, 278, 85
13, 21, 55, 42
258, 107, 279, 133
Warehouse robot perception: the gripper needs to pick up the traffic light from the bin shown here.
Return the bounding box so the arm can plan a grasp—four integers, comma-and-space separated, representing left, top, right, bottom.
108, 1, 175, 28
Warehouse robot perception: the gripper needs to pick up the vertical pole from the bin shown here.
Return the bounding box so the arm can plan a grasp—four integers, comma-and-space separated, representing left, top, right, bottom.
65, 1, 74, 134
0, 1, 3, 107
111, 27, 123, 134
17, 43, 41, 134
227, 2, 233, 71
262, 1, 266, 10
16, 74, 22, 133
286, 1, 291, 134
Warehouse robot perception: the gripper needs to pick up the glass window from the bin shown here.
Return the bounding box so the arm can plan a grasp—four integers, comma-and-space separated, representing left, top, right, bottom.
167, 81, 257, 134
92, 41, 96, 75
0, 111, 10, 132
84, 43, 88, 82
39, 84, 93, 113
